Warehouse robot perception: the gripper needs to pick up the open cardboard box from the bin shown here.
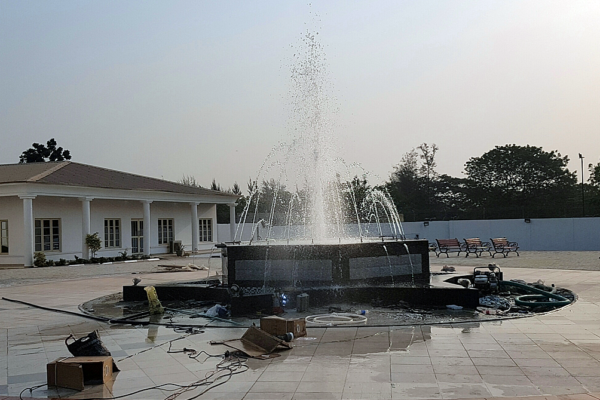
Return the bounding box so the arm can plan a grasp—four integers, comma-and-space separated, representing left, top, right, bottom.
260, 315, 307, 338
47, 356, 114, 391
215, 326, 292, 358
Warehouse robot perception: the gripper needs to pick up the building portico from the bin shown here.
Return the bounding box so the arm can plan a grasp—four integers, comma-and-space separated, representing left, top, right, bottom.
0, 162, 239, 267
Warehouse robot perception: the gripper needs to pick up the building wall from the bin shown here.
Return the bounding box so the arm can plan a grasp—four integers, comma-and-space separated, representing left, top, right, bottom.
0, 196, 219, 264
34, 196, 84, 260
92, 200, 218, 258
0, 196, 24, 264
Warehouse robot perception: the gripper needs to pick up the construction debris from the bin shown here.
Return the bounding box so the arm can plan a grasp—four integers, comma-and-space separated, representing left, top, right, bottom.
211, 326, 292, 358
157, 264, 208, 272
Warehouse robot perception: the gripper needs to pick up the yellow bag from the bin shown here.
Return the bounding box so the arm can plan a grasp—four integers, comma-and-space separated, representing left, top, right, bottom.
144, 286, 164, 315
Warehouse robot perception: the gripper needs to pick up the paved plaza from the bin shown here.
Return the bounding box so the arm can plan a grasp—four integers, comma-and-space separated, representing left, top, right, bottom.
2, 251, 600, 400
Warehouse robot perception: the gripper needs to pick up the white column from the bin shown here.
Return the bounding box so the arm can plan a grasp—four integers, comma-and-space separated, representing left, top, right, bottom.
80, 197, 93, 259
19, 195, 36, 267
229, 204, 236, 242
142, 200, 152, 256
190, 202, 199, 252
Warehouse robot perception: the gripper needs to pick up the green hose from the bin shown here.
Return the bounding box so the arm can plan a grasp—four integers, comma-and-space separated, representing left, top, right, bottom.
499, 280, 571, 308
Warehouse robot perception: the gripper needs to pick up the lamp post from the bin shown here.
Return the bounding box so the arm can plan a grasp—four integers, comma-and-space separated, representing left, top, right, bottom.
579, 153, 585, 217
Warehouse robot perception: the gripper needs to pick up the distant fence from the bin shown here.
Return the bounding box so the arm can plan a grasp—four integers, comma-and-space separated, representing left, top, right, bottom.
218, 217, 600, 251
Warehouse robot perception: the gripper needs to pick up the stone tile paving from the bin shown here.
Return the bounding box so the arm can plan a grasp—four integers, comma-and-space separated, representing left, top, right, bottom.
0, 253, 217, 287
1, 251, 600, 399
429, 250, 600, 271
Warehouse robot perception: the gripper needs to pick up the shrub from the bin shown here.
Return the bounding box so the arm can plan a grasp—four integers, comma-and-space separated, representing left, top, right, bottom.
33, 252, 47, 267
72, 255, 89, 264
118, 250, 128, 261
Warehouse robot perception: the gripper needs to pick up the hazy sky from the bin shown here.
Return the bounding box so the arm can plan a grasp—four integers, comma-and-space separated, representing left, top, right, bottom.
1, 1, 599, 188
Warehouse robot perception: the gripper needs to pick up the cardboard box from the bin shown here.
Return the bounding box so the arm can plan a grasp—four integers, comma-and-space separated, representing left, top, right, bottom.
217, 326, 292, 358
260, 316, 306, 338
47, 356, 114, 391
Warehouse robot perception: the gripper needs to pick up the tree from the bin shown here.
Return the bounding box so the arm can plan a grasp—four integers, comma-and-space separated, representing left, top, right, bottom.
417, 143, 439, 180
210, 179, 222, 192
464, 144, 577, 218
231, 182, 246, 220
19, 138, 71, 163
589, 162, 600, 187
586, 162, 600, 216
417, 143, 438, 207
179, 176, 247, 223
85, 233, 102, 259
431, 174, 474, 220
385, 144, 441, 221
342, 175, 371, 223
179, 175, 203, 188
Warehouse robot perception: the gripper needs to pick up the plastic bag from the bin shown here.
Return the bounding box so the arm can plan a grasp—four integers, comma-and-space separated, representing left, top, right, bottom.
205, 304, 228, 318
66, 330, 111, 357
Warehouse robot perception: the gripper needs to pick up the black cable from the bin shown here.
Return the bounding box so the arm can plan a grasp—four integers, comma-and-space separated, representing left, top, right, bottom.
1, 297, 241, 329
19, 384, 46, 400
17, 359, 248, 400
3, 297, 110, 322
118, 333, 190, 361
66, 353, 247, 400
165, 337, 223, 362
189, 350, 223, 362
165, 354, 249, 400
92, 381, 210, 400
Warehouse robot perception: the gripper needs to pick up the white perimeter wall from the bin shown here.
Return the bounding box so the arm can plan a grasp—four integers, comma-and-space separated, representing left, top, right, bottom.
218, 217, 600, 251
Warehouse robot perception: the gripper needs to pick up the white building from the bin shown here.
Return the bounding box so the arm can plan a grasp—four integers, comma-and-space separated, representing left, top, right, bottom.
0, 161, 239, 267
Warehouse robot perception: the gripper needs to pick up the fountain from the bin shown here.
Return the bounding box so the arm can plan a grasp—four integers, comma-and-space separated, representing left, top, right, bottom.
214, 30, 478, 310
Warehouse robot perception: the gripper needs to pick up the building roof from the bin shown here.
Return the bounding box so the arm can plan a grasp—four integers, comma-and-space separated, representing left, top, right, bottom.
0, 161, 239, 199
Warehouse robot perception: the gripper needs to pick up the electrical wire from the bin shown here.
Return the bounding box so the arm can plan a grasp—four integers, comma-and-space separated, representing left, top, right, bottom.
102, 352, 249, 400
164, 352, 249, 400
166, 339, 223, 362
1, 297, 243, 329
19, 384, 46, 400
23, 350, 248, 400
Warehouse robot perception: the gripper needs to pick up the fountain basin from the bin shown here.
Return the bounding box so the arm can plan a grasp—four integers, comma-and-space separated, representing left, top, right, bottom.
121, 240, 482, 314
220, 240, 430, 291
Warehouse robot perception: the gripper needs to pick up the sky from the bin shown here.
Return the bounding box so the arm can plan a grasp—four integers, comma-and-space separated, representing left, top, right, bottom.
1, 0, 600, 189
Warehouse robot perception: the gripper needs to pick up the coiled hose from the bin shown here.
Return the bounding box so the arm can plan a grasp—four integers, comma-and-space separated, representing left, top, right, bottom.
499, 281, 571, 308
